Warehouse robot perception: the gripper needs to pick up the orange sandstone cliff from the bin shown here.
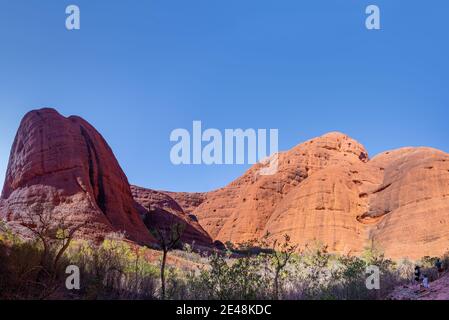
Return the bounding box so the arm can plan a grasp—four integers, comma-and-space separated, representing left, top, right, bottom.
1, 109, 449, 260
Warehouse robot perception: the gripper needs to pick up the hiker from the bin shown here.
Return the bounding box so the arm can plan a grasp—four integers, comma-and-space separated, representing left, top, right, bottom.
414, 266, 421, 285
435, 259, 444, 278
422, 274, 430, 289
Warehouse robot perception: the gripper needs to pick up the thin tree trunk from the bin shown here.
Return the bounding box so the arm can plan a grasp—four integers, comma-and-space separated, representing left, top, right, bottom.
160, 250, 167, 300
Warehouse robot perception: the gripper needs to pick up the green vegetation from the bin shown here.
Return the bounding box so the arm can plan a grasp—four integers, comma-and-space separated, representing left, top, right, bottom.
0, 220, 447, 300
0, 223, 159, 299
149, 219, 185, 300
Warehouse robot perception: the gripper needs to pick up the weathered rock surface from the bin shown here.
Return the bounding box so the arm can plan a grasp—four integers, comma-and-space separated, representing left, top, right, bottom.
131, 186, 212, 247
173, 133, 449, 259
0, 108, 153, 243
163, 191, 207, 216
190, 132, 370, 245
2, 109, 449, 260
362, 148, 449, 259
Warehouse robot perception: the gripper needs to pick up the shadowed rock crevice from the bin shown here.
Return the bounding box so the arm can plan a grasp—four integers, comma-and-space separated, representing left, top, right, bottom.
80, 125, 107, 215
131, 186, 213, 246
372, 183, 392, 194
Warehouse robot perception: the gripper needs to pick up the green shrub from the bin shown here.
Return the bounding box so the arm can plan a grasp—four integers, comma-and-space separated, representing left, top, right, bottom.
1, 223, 445, 301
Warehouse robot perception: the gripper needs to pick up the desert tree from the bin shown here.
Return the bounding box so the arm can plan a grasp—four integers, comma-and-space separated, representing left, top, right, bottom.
148, 210, 185, 300
259, 232, 298, 300
272, 235, 298, 299
18, 202, 86, 283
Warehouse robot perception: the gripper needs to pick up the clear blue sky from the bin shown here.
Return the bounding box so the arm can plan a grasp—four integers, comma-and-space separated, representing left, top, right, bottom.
0, 0, 448, 192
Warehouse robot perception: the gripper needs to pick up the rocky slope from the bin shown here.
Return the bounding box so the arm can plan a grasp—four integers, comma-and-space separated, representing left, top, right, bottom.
0, 108, 209, 247
172, 133, 449, 259
0, 108, 154, 243
186, 132, 371, 247
362, 148, 449, 258
131, 186, 212, 246
2, 108, 449, 260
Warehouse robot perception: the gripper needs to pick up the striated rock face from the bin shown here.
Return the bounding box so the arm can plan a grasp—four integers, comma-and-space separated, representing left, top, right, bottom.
131, 186, 212, 247
0, 108, 153, 244
173, 133, 449, 259
362, 148, 449, 259
163, 191, 207, 216
2, 109, 449, 260
263, 162, 378, 256
190, 132, 370, 244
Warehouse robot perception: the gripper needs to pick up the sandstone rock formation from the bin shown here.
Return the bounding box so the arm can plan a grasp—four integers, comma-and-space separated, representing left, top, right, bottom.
0, 108, 154, 243
2, 108, 449, 260
131, 186, 212, 247
163, 191, 207, 217
188, 132, 370, 246
362, 148, 449, 259
173, 133, 449, 259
